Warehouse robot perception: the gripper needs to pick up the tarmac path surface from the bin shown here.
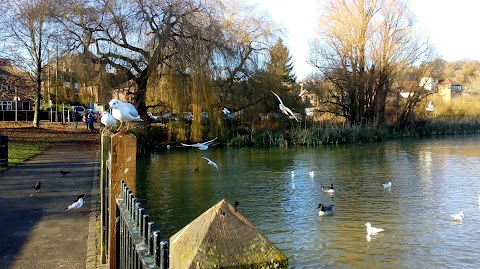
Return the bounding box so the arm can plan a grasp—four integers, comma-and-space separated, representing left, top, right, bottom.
0, 142, 99, 269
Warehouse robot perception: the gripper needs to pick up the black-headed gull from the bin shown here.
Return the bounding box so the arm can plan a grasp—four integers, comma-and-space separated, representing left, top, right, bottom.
271, 90, 299, 122
181, 137, 217, 150
101, 111, 117, 133
109, 99, 143, 131
321, 184, 335, 193
366, 222, 384, 235
67, 194, 85, 210
201, 157, 218, 169
318, 204, 334, 216
426, 101, 436, 111
450, 211, 464, 221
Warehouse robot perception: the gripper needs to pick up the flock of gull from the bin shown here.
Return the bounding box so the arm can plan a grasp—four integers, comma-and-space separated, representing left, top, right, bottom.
312, 178, 470, 241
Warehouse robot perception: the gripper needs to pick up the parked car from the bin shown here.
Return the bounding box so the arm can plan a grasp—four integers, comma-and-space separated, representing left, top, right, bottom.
71, 106, 86, 117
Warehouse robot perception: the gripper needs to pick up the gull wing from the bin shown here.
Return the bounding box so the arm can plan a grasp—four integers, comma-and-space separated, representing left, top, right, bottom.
270, 90, 284, 105
201, 156, 212, 162
201, 137, 217, 146
283, 106, 299, 122
181, 143, 198, 147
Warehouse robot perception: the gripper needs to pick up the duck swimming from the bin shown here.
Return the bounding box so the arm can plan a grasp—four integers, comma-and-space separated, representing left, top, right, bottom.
318, 203, 335, 216
321, 184, 335, 193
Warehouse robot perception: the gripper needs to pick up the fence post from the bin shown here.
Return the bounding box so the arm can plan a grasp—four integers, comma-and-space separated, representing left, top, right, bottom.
100, 133, 112, 264
109, 132, 137, 269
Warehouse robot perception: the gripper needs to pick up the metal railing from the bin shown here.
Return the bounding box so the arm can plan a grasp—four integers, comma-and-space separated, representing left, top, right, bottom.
116, 181, 169, 269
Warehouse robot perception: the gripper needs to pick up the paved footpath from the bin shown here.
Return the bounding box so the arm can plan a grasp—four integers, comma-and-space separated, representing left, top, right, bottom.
0, 142, 100, 269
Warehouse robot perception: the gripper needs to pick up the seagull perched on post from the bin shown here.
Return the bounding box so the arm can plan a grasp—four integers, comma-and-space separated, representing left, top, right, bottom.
201, 157, 218, 170
101, 111, 117, 133
109, 99, 143, 131
271, 90, 299, 122
66, 194, 85, 210
181, 137, 217, 150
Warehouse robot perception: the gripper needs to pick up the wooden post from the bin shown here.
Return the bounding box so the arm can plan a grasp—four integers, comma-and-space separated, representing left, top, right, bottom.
109, 132, 137, 269
169, 199, 288, 268
100, 133, 111, 264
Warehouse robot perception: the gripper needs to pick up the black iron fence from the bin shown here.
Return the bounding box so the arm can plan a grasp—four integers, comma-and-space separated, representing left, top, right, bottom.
116, 181, 169, 269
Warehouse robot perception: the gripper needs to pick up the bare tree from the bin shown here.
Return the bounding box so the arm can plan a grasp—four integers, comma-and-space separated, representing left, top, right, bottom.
309, 0, 434, 127
0, 0, 57, 127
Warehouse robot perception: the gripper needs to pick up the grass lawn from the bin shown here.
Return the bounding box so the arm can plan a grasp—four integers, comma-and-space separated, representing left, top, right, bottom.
0, 141, 51, 172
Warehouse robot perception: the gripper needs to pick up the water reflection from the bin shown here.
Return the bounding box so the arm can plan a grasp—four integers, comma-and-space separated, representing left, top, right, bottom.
137, 135, 480, 268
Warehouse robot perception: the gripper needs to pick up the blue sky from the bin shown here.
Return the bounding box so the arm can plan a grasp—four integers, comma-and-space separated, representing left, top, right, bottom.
252, 0, 480, 80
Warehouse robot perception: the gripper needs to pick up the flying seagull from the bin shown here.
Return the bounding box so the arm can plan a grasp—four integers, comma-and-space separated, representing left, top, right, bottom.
67, 194, 85, 210
271, 90, 299, 122
223, 108, 231, 114
383, 182, 392, 188
201, 157, 218, 170
310, 171, 314, 178
181, 137, 217, 150
33, 181, 41, 193
109, 99, 143, 131
60, 170, 71, 176
426, 101, 436, 112
101, 111, 117, 133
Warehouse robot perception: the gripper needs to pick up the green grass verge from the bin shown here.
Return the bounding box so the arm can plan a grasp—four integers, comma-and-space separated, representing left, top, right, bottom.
0, 141, 51, 172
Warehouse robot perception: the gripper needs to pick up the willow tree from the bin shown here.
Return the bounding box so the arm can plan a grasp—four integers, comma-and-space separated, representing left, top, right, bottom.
310, 0, 433, 127
56, 0, 274, 141
0, 0, 56, 127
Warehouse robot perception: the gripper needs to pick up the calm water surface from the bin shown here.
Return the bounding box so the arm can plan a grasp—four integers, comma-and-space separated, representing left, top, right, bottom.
136, 136, 480, 268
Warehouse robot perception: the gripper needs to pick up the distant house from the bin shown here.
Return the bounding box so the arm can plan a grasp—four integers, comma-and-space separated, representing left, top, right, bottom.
436, 79, 462, 102
0, 59, 34, 120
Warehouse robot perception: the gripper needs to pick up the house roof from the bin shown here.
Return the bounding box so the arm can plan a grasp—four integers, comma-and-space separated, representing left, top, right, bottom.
438, 78, 462, 86
0, 59, 34, 102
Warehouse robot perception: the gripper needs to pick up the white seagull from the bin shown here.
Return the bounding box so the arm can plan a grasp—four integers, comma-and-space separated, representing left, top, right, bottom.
426, 101, 436, 112
67, 194, 85, 210
271, 90, 299, 122
310, 171, 314, 178
318, 204, 335, 216
366, 222, 384, 235
222, 108, 230, 114
201, 157, 218, 170
181, 137, 217, 150
109, 99, 143, 131
450, 211, 464, 221
383, 182, 392, 188
101, 111, 117, 133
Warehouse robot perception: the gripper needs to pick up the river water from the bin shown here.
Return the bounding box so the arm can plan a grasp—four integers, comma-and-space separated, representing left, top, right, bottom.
136, 135, 480, 268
